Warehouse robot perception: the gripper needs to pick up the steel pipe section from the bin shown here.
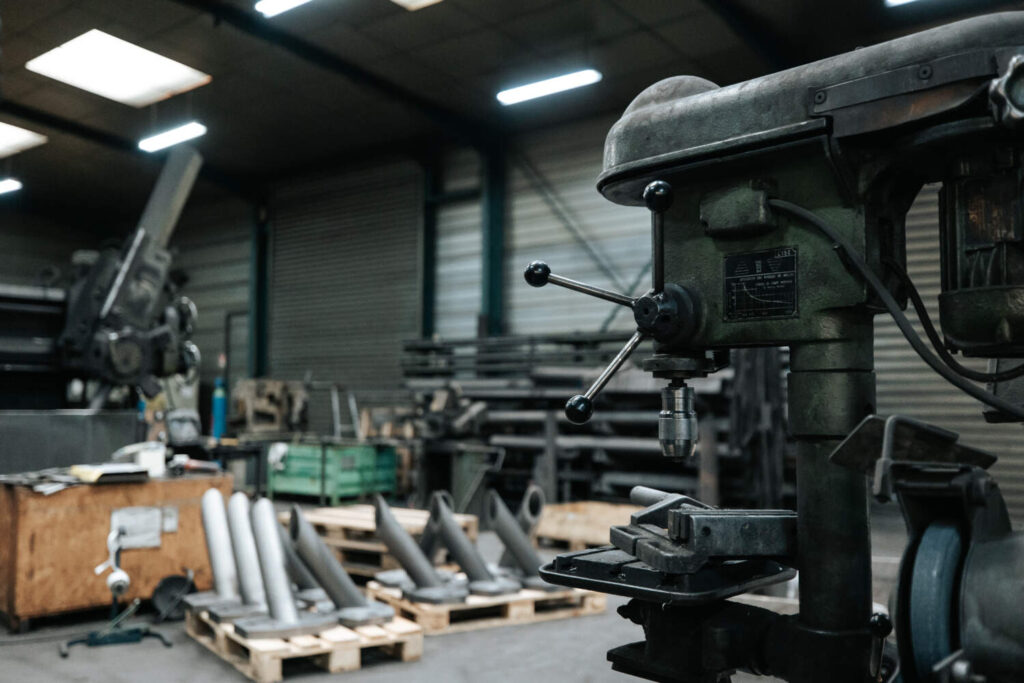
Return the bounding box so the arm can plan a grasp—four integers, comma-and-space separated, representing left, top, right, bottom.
184, 488, 240, 609
275, 519, 330, 607
498, 484, 544, 568
374, 495, 467, 604
290, 506, 394, 626
227, 493, 266, 605
234, 498, 336, 639
487, 491, 556, 591
430, 492, 520, 596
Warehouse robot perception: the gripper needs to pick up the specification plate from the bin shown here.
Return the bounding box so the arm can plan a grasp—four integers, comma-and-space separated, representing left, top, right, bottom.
724, 247, 798, 321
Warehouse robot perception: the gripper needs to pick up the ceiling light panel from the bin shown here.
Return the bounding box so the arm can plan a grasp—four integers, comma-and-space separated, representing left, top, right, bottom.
497, 69, 603, 105
138, 121, 207, 152
255, 0, 315, 17
0, 122, 48, 159
0, 178, 24, 195
26, 30, 211, 108
389, 0, 444, 10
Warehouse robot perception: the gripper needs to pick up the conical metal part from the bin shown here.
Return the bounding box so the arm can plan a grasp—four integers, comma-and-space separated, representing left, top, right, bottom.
290, 506, 394, 626
206, 493, 270, 622
374, 495, 467, 604
498, 484, 544, 568
429, 492, 520, 596
487, 490, 557, 591
234, 499, 336, 639
184, 488, 241, 610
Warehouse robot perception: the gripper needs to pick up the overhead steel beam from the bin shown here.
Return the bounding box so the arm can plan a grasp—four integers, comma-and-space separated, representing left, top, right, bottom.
697, 0, 795, 72
165, 0, 494, 147
0, 100, 262, 203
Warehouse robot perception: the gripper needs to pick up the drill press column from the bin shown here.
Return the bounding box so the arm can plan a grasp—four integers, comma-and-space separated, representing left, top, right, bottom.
788, 332, 875, 682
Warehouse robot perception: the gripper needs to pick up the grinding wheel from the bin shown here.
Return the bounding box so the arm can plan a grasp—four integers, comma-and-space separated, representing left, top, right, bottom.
909, 521, 963, 679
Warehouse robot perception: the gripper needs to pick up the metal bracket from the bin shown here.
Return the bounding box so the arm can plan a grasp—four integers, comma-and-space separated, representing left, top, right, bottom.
830, 414, 997, 503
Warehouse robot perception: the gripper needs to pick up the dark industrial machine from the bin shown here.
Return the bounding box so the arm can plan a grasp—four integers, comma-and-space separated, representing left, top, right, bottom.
532, 13, 1024, 683
0, 146, 203, 410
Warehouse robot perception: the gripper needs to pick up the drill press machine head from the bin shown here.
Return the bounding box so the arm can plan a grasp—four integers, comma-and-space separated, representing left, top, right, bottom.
530, 11, 1024, 683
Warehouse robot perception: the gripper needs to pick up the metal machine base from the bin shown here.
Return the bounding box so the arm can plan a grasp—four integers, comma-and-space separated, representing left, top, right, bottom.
374, 568, 461, 591
541, 547, 795, 604
234, 611, 339, 639
336, 601, 395, 627
206, 601, 267, 623
469, 576, 522, 596
295, 587, 330, 606
405, 584, 469, 604
183, 591, 237, 610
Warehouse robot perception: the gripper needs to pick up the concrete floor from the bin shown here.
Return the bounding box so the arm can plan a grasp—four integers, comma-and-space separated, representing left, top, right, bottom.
0, 506, 906, 683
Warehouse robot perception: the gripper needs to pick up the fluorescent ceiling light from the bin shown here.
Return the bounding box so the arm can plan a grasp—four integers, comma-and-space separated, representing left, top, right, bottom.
25, 30, 210, 108
497, 69, 603, 106
0, 178, 24, 195
255, 0, 314, 17
388, 0, 444, 10
0, 122, 47, 159
138, 121, 207, 153
885, 0, 924, 5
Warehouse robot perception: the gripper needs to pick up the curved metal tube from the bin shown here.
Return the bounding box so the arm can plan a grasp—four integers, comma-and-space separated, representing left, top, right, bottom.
201, 488, 239, 600
499, 485, 545, 567
227, 492, 266, 605
418, 490, 454, 561
250, 498, 298, 623
488, 490, 543, 577
290, 505, 368, 608
374, 495, 442, 588
276, 520, 319, 591
430, 493, 493, 582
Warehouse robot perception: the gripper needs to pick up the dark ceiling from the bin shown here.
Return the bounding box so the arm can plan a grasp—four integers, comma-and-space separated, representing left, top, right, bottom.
1, 0, 1021, 229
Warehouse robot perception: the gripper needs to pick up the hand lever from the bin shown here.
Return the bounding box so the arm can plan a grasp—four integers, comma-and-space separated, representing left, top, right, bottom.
565, 330, 646, 424
524, 180, 682, 426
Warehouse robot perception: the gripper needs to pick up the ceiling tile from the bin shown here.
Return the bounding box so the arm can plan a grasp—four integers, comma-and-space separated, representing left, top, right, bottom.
610, 0, 703, 25
448, 0, 560, 24
306, 22, 397, 64
411, 29, 521, 77
1, 0, 76, 36
656, 13, 741, 60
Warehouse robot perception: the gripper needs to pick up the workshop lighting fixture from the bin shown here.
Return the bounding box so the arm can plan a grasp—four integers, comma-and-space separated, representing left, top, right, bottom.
255, 0, 314, 17
496, 69, 602, 105
138, 121, 207, 153
0, 178, 24, 195
0, 122, 48, 159
388, 0, 444, 10
884, 0, 925, 6
25, 30, 210, 108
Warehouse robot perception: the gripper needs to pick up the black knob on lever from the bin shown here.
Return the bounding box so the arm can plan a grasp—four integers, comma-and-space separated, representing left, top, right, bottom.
524, 261, 551, 287
565, 395, 594, 424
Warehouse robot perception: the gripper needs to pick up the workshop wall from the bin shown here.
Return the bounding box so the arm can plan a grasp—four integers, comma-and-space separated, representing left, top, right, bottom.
0, 207, 96, 287
171, 196, 253, 387
433, 114, 648, 339
268, 157, 423, 431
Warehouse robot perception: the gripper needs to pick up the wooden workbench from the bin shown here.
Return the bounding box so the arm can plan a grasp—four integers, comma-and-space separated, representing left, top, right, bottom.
0, 473, 232, 630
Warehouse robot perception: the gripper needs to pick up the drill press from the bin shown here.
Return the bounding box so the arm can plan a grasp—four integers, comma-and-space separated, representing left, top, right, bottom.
529, 12, 1024, 683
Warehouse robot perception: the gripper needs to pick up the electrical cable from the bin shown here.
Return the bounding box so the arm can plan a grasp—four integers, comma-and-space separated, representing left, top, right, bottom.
884, 258, 1024, 383
768, 198, 1024, 421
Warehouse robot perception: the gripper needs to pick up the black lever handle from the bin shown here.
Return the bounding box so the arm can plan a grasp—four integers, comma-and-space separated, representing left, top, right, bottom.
565, 330, 646, 424
524, 261, 635, 308
524, 180, 677, 424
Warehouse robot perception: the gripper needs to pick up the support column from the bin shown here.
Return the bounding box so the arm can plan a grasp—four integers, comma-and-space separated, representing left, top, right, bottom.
787, 328, 874, 683
248, 201, 270, 378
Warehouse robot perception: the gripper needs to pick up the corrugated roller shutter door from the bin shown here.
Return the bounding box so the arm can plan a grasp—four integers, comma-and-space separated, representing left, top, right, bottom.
435, 149, 482, 339
173, 197, 253, 384
269, 159, 422, 431
507, 116, 649, 335
875, 185, 1024, 523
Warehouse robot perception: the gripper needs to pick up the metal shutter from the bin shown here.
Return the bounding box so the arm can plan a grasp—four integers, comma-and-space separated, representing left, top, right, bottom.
269, 159, 422, 431
875, 185, 1024, 523
0, 210, 95, 286
172, 197, 253, 385
434, 148, 482, 339
507, 115, 650, 335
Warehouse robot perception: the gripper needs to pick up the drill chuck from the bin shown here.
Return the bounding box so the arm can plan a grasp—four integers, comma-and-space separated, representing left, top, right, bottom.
659, 384, 699, 460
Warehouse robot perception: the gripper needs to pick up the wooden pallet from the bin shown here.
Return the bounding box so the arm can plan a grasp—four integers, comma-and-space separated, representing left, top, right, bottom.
534, 501, 641, 551
186, 608, 422, 683
365, 581, 605, 635
282, 504, 478, 576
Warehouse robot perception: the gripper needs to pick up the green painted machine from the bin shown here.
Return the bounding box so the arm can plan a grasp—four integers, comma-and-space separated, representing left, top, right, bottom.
531, 12, 1024, 683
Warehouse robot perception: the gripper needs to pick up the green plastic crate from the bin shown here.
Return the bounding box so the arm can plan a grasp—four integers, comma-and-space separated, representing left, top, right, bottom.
268, 443, 397, 505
